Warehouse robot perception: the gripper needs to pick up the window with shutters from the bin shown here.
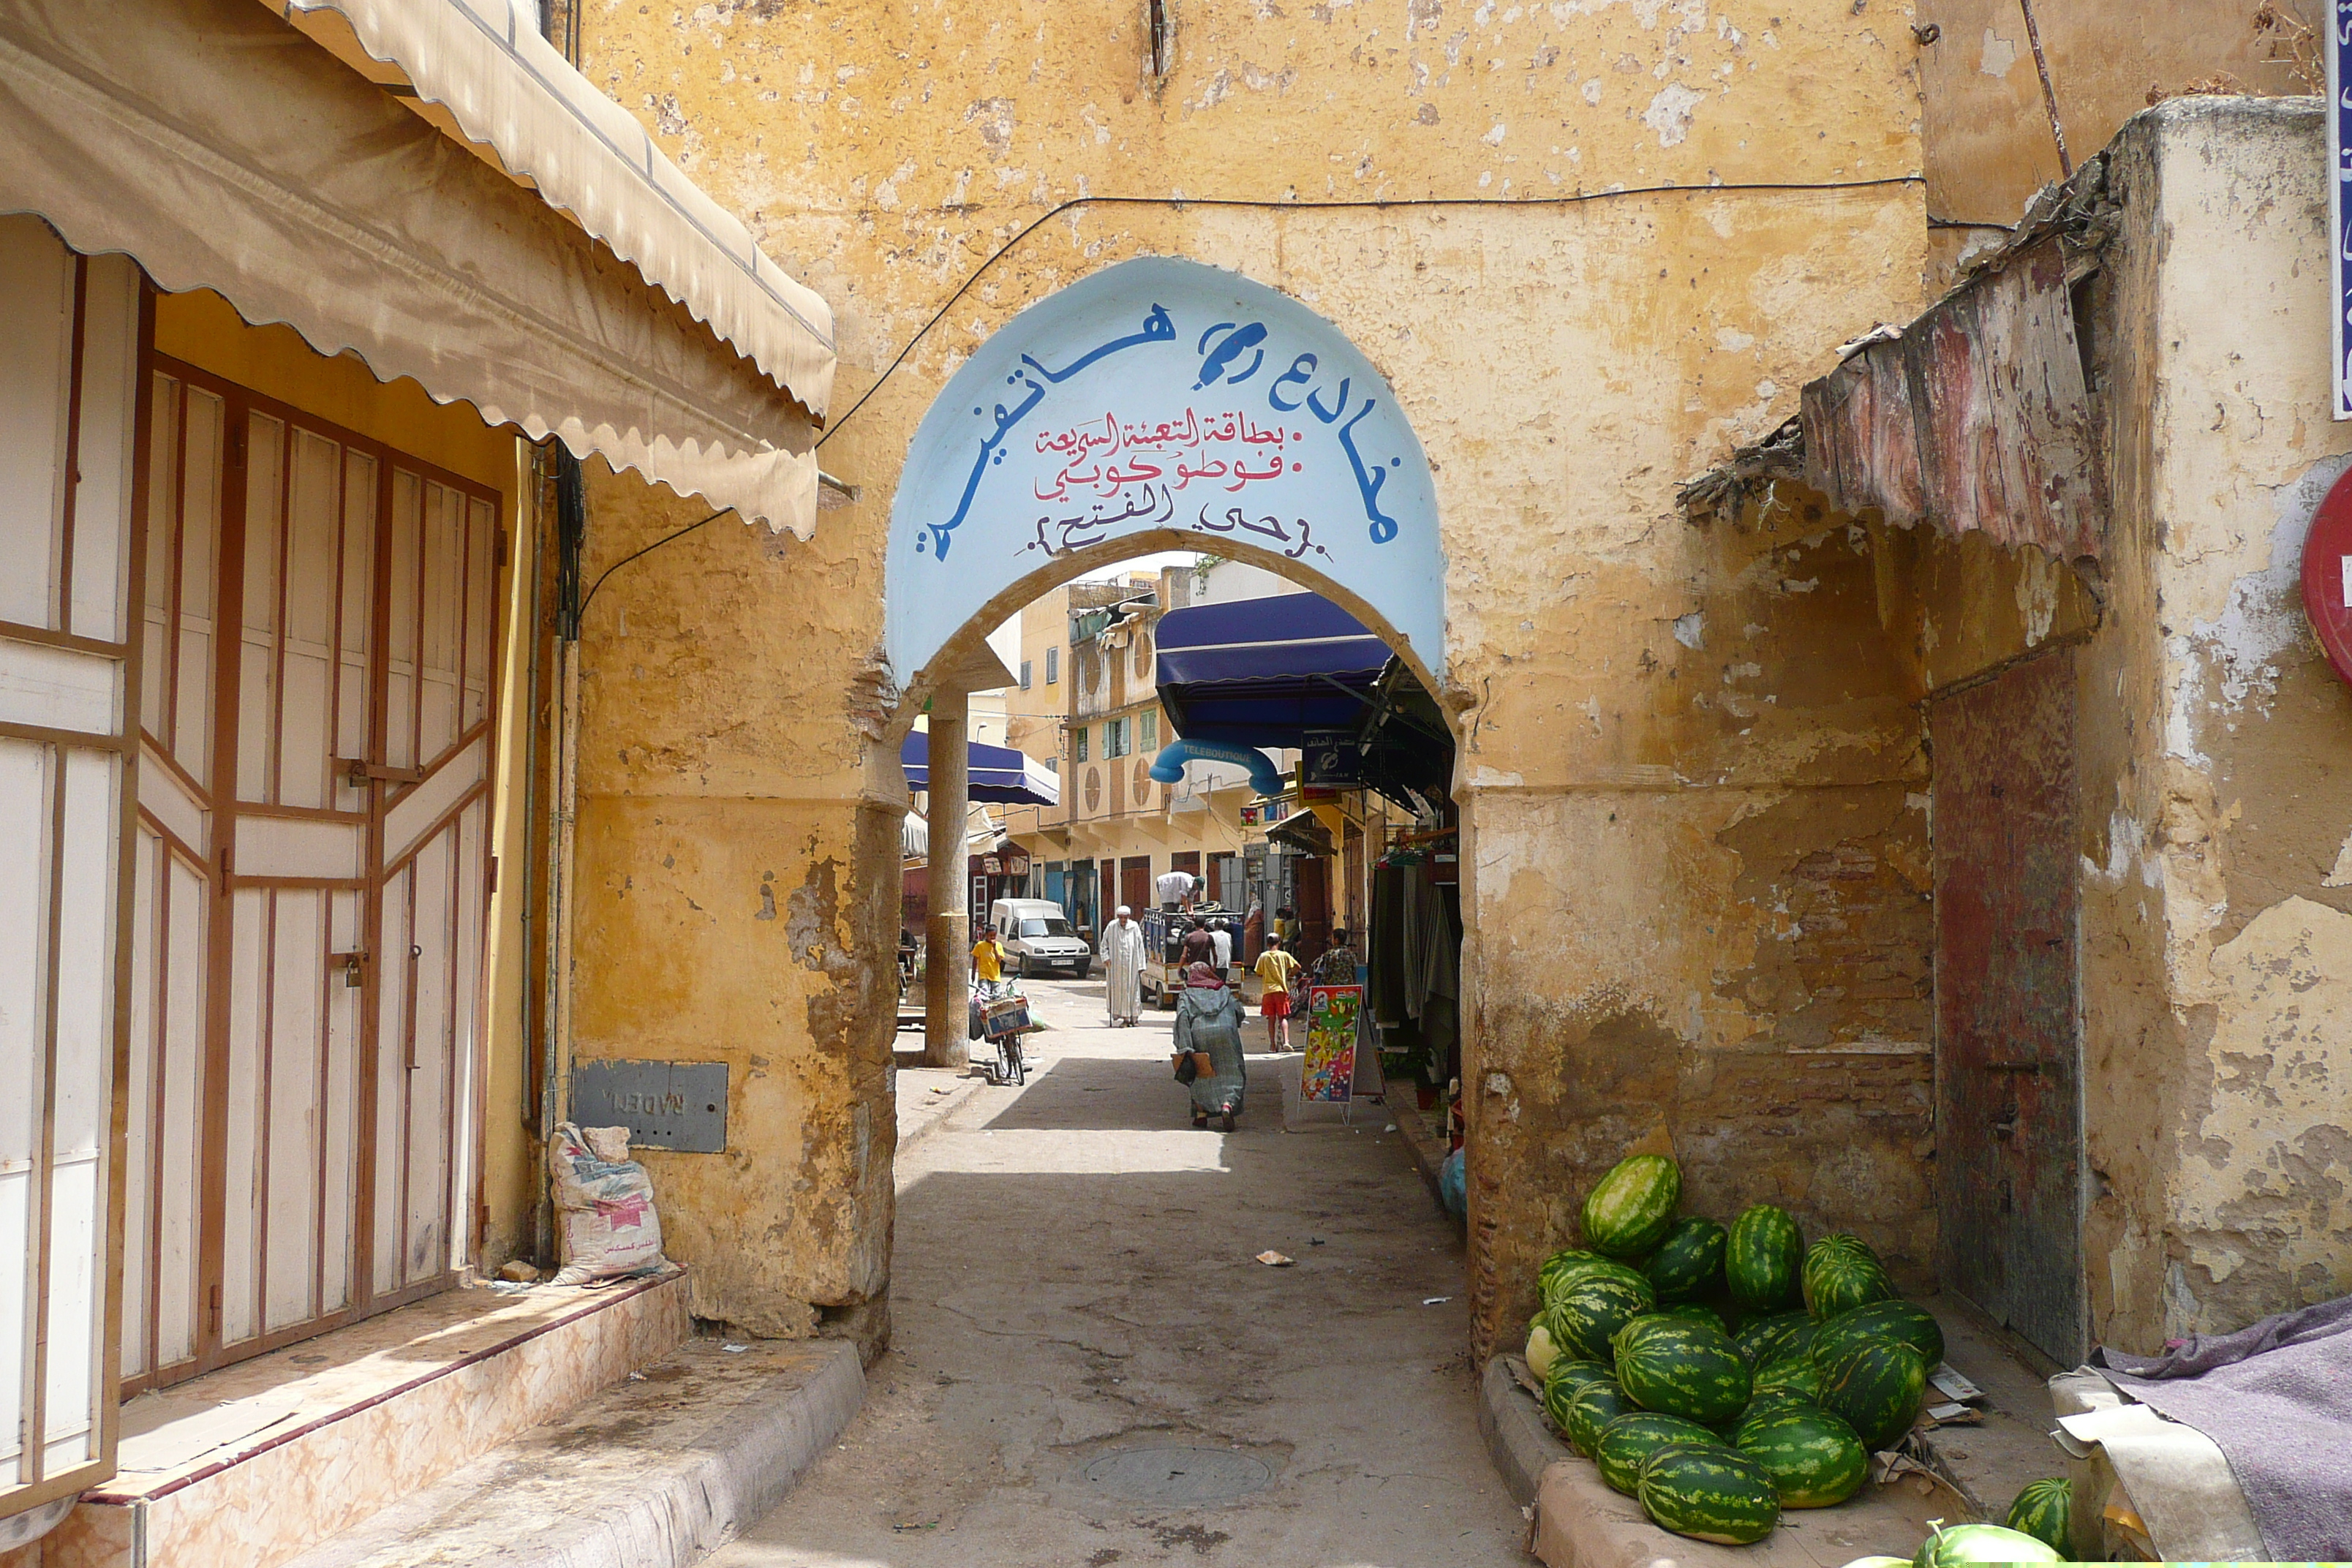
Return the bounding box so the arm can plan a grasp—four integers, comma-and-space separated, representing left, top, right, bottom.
1140, 708, 1159, 750
1045, 646, 1059, 683
1105, 717, 1131, 758
1018, 660, 1032, 690
1074, 725, 1088, 762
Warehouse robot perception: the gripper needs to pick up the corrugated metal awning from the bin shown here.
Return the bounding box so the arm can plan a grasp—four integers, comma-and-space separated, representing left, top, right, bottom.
0, 0, 833, 535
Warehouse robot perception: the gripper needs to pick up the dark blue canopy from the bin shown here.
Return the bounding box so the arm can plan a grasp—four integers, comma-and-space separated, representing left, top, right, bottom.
1153, 595, 1392, 746
900, 731, 1060, 805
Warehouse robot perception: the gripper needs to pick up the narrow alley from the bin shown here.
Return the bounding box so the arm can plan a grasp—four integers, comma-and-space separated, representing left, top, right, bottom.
712, 981, 1523, 1568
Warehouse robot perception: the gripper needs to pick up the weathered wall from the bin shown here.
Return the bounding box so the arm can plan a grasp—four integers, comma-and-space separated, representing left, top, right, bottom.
567, 460, 900, 1340
2087, 97, 2352, 1350
574, 0, 1940, 1354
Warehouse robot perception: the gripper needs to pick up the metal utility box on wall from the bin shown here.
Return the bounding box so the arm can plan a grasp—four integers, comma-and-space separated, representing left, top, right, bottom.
570, 1060, 731, 1153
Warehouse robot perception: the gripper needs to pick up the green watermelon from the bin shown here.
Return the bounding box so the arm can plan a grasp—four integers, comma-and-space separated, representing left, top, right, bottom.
1803, 1235, 1896, 1319
1725, 1205, 1803, 1311
1733, 1310, 1813, 1368
1643, 1217, 1727, 1301
1656, 1301, 1727, 1334
1912, 1520, 2062, 1567
1730, 1388, 1820, 1444
1816, 1300, 1944, 1370
1542, 1254, 1648, 1306
1540, 1358, 1614, 1431
1538, 1247, 1607, 1296
1818, 1335, 1927, 1450
1751, 1347, 1822, 1401
1637, 1441, 1781, 1545
1594, 1412, 1721, 1495
1613, 1318, 1753, 1424
2003, 1478, 2071, 1556
1581, 1154, 1682, 1257
1545, 1269, 1657, 1361
1564, 1377, 1633, 1456
1735, 1407, 1869, 1507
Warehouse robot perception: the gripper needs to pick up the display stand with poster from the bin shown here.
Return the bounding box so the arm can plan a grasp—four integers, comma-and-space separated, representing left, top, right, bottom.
1303, 984, 1365, 1107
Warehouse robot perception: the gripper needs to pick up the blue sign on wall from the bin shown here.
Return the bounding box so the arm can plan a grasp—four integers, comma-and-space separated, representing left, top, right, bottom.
2334, 4, 2352, 418
886, 257, 1444, 687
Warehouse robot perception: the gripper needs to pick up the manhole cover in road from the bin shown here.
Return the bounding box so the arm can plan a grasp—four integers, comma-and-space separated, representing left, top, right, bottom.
1080, 1446, 1273, 1506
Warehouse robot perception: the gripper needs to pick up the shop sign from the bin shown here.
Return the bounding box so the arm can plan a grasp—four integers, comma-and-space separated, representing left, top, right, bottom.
2302, 466, 2352, 682
1300, 731, 1361, 788
980, 855, 1003, 874
2334, 4, 2352, 417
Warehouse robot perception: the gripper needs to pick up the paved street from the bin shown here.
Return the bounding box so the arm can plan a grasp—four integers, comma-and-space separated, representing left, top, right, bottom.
709, 976, 1524, 1568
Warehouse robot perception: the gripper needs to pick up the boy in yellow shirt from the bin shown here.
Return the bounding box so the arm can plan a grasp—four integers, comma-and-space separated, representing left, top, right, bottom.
1254, 936, 1300, 1051
971, 929, 1007, 997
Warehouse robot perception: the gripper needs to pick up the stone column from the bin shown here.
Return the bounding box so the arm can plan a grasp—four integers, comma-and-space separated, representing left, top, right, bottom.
923, 691, 971, 1069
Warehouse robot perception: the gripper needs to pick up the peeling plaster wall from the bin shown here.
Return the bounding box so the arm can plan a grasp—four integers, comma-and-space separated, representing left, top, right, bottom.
573, 0, 1937, 1354
2088, 97, 2352, 1349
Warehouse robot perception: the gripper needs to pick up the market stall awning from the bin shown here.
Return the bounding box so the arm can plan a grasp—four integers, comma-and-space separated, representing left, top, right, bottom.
900, 734, 1060, 807
1264, 807, 1335, 856
0, 0, 834, 535
1154, 595, 1392, 746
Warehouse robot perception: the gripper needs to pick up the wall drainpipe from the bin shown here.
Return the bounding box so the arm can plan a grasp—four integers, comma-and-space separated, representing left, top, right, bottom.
535, 450, 587, 1267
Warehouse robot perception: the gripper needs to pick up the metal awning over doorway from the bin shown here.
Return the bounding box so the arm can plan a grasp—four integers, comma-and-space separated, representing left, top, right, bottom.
1264, 808, 1337, 856
0, 0, 834, 534
900, 734, 1060, 807
1153, 596, 1392, 746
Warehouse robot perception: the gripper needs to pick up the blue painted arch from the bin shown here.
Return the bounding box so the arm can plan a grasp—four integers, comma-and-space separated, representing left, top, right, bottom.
884, 257, 1444, 693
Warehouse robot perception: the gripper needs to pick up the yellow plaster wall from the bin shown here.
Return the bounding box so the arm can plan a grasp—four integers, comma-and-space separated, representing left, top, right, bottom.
574, 0, 1937, 1353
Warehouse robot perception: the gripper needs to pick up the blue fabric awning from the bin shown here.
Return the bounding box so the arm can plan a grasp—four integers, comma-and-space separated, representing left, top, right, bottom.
1154, 595, 1392, 746
901, 732, 1060, 805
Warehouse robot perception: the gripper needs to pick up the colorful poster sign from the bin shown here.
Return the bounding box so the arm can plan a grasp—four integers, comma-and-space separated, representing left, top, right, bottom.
886, 257, 1443, 689
1302, 984, 1362, 1102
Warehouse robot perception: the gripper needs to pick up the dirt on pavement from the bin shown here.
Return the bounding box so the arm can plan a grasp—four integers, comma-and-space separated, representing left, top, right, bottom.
706, 975, 1527, 1568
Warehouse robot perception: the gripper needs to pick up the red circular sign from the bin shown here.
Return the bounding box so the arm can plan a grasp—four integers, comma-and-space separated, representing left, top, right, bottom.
2302, 466, 2352, 685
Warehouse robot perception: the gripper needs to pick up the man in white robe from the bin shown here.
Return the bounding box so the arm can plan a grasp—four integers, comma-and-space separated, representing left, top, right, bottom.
1102, 905, 1147, 1025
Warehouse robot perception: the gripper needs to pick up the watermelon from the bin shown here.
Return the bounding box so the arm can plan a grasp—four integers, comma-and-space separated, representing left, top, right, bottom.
1735, 1407, 1869, 1507
1912, 1520, 2062, 1567
1816, 1300, 1944, 1371
1731, 1388, 1820, 1444
1656, 1301, 1727, 1334
1733, 1309, 1813, 1368
1751, 1347, 1822, 1401
1644, 1217, 1727, 1301
1803, 1235, 1896, 1319
2004, 1478, 2072, 1555
1564, 1377, 1634, 1456
1637, 1441, 1781, 1545
1581, 1154, 1682, 1257
1538, 1247, 1607, 1296
1542, 1255, 1648, 1306
1540, 1358, 1614, 1432
1594, 1411, 1721, 1495
1726, 1205, 1803, 1311
1613, 1318, 1753, 1424
1545, 1269, 1657, 1361
1818, 1335, 1928, 1451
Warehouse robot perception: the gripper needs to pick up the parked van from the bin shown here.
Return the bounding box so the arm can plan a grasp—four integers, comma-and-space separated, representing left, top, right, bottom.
990, 898, 1093, 978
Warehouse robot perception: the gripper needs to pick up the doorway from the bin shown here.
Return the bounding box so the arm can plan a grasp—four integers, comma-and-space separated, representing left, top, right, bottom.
124, 359, 502, 1390
1119, 856, 1153, 916
1930, 651, 2084, 1366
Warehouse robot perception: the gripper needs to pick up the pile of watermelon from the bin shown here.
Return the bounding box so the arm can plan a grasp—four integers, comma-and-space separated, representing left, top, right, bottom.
1524, 1153, 1956, 1548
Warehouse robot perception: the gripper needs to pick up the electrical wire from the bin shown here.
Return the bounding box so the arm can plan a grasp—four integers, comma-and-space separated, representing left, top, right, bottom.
577, 508, 728, 624
814, 176, 1930, 447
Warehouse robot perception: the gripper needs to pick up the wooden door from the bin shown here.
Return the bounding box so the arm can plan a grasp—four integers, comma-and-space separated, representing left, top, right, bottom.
1120, 857, 1152, 915
124, 361, 500, 1390
1295, 856, 1331, 963
0, 225, 146, 1515
1931, 652, 2083, 1366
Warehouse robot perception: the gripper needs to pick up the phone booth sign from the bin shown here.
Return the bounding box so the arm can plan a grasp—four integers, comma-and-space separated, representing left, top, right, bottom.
2302, 467, 2352, 683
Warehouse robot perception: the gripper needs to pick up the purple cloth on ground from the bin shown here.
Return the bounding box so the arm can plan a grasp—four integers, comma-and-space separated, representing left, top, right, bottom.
2092, 1294, 2352, 1560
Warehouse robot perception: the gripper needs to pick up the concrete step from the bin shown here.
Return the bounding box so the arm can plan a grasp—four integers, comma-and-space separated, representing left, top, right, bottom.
283, 1338, 863, 1568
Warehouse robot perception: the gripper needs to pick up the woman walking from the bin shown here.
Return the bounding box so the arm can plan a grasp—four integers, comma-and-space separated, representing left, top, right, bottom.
1254, 935, 1300, 1051
1173, 962, 1247, 1131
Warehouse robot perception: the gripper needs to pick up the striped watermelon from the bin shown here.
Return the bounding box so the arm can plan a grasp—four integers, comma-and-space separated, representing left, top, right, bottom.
1726, 1205, 1804, 1311
1733, 1310, 1813, 1368
2004, 1478, 2072, 1555
1613, 1318, 1753, 1424
1564, 1377, 1633, 1456
1735, 1407, 1869, 1507
1540, 1358, 1614, 1432
1817, 1335, 1927, 1450
1815, 1300, 1944, 1371
1539, 1247, 1607, 1296
1637, 1441, 1781, 1545
1912, 1520, 2062, 1566
1803, 1235, 1896, 1319
1545, 1268, 1656, 1362
1730, 1388, 1821, 1445
1657, 1301, 1727, 1335
1580, 1154, 1682, 1257
1751, 1343, 1822, 1401
1644, 1217, 1728, 1301
1594, 1412, 1720, 1495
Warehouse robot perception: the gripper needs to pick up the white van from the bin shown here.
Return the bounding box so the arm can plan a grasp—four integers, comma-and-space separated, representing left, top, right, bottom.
990, 898, 1093, 979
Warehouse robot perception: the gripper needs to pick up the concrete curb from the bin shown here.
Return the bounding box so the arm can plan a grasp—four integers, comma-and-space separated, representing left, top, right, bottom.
894, 1069, 984, 1156
287, 1338, 864, 1568
1479, 1355, 1571, 1508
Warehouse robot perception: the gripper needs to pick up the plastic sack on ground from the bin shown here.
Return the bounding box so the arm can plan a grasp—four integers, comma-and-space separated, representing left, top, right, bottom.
549, 1120, 668, 1286
1439, 1146, 1467, 1216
